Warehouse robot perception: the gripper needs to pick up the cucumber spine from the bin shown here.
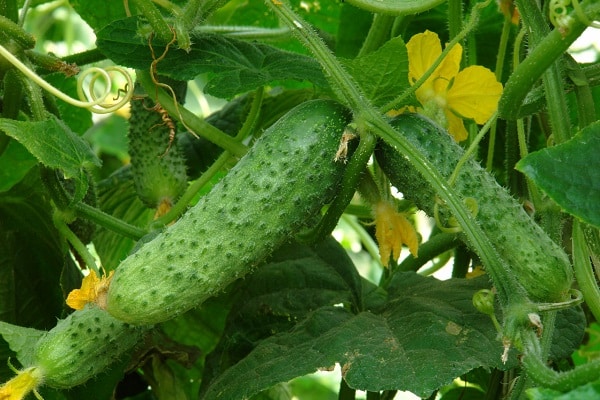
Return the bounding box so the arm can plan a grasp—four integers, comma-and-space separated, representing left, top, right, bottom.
376, 113, 572, 302
105, 99, 353, 324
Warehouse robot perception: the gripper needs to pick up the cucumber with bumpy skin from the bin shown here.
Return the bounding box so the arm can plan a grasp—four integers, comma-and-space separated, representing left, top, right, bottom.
105, 99, 353, 324
33, 306, 146, 389
376, 113, 572, 302
128, 81, 188, 210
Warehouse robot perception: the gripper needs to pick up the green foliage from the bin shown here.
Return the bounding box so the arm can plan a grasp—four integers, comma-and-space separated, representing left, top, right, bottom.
517, 121, 600, 228
1, 0, 600, 398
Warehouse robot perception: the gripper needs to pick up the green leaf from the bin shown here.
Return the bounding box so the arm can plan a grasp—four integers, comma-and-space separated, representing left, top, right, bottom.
95, 17, 328, 98
0, 117, 101, 204
343, 37, 409, 107
44, 73, 93, 135
0, 171, 67, 330
200, 237, 363, 395
516, 122, 600, 228
0, 140, 37, 193
202, 273, 502, 399
70, 0, 129, 30
0, 322, 44, 367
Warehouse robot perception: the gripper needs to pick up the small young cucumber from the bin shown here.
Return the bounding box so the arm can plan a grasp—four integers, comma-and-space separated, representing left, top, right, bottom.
128, 81, 188, 210
376, 113, 572, 302
33, 306, 146, 389
105, 99, 353, 324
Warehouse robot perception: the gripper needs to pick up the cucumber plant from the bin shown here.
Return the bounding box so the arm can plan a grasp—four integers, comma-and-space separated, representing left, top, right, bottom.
1, 0, 600, 399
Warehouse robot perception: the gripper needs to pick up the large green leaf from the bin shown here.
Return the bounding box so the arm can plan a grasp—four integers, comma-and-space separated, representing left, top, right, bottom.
202, 271, 501, 399
0, 322, 44, 367
0, 117, 101, 204
516, 122, 600, 228
200, 237, 363, 395
0, 171, 67, 330
0, 140, 37, 193
344, 37, 409, 107
95, 17, 328, 98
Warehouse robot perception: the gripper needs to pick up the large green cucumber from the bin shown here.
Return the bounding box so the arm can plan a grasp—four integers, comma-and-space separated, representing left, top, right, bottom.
33, 306, 146, 389
376, 113, 572, 302
105, 99, 353, 324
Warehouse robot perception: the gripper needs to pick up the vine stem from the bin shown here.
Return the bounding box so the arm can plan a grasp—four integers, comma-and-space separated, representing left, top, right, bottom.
73, 202, 148, 240
515, 0, 572, 143
573, 220, 600, 321
486, 16, 513, 171
264, 0, 529, 311
522, 328, 600, 391
52, 210, 101, 276
303, 131, 377, 244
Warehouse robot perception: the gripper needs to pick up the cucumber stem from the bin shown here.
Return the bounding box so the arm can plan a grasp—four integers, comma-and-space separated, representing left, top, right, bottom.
0, 14, 35, 49
52, 209, 101, 276
515, 0, 572, 143
522, 329, 600, 392
73, 202, 148, 240
235, 87, 264, 141
136, 70, 248, 158
129, 0, 172, 42
573, 220, 600, 322
303, 131, 377, 244
486, 17, 514, 171
398, 232, 458, 273
358, 13, 394, 57
341, 214, 382, 270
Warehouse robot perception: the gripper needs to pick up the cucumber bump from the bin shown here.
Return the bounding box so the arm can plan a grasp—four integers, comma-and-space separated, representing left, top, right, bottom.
105, 99, 353, 324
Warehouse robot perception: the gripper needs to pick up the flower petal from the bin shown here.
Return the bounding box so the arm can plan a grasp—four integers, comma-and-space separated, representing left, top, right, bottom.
408, 31, 463, 107
446, 65, 503, 124
406, 30, 442, 84
0, 368, 43, 400
374, 202, 419, 265
446, 111, 469, 142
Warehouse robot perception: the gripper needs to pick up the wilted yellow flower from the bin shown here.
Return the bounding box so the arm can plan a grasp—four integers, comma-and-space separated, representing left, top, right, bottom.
0, 367, 43, 400
374, 201, 419, 266
66, 270, 113, 310
406, 30, 503, 141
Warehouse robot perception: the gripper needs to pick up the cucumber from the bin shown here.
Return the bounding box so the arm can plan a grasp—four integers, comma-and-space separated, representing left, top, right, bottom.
105, 99, 353, 324
33, 306, 147, 389
376, 113, 572, 302
128, 80, 188, 210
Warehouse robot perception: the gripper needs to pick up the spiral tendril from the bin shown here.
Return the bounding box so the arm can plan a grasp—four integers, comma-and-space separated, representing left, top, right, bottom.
0, 43, 133, 114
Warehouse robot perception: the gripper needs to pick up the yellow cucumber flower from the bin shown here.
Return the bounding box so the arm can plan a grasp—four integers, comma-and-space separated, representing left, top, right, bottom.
406, 30, 503, 141
374, 201, 419, 266
0, 367, 43, 400
66, 270, 113, 310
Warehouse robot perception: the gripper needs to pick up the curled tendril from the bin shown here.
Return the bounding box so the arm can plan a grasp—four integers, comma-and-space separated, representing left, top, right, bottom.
0, 43, 133, 114
76, 66, 134, 113
550, 0, 600, 31
535, 289, 584, 312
